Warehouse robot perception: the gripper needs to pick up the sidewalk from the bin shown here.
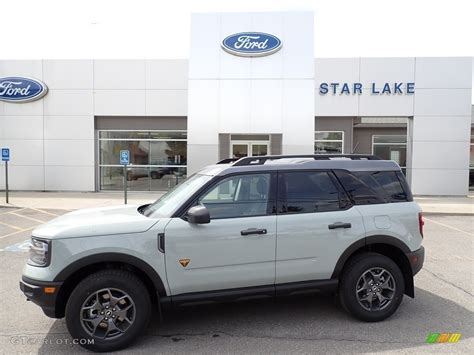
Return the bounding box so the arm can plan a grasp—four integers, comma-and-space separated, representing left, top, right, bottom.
0, 191, 472, 215
414, 195, 473, 215
0, 191, 165, 210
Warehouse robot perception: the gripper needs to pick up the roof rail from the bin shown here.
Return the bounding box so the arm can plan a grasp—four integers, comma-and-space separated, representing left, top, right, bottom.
216, 158, 240, 164
231, 154, 382, 166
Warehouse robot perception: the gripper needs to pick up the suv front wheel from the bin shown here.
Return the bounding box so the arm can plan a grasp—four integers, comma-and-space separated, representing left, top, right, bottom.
65, 269, 151, 352
338, 253, 405, 322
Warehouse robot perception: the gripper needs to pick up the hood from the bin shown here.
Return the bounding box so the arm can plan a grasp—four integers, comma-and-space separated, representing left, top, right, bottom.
32, 205, 158, 240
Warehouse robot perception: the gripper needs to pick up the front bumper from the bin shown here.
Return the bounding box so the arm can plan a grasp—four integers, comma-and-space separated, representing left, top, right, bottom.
19, 276, 63, 318
406, 246, 425, 276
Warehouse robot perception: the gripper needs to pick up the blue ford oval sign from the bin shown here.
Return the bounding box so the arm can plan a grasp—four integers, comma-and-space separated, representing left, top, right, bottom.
0, 77, 48, 103
222, 32, 282, 57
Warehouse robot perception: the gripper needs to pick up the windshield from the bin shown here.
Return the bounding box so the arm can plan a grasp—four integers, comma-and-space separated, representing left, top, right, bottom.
142, 174, 213, 218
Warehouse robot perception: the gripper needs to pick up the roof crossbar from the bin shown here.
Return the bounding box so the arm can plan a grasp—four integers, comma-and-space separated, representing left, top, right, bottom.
230, 154, 382, 166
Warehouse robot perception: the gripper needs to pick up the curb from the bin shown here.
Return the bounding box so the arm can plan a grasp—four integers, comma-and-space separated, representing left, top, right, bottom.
422, 212, 473, 217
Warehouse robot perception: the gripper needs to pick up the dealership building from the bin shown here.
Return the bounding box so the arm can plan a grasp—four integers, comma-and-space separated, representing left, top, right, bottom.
0, 12, 472, 195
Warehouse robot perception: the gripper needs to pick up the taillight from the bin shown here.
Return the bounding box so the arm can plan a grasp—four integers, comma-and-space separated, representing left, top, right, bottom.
418, 212, 424, 238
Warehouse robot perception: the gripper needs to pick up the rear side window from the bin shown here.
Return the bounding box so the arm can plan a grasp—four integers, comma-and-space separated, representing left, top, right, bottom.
333, 170, 384, 205
353, 171, 408, 202
334, 170, 410, 205
278, 171, 342, 213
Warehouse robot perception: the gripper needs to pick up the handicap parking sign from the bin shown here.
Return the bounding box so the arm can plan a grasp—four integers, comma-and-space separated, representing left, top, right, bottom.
120, 150, 130, 165
2, 148, 10, 161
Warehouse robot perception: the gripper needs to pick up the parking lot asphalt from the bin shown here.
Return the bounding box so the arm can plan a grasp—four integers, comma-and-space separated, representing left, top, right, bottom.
0, 208, 472, 354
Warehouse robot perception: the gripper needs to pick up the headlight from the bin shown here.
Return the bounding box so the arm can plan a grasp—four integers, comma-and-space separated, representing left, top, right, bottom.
28, 237, 51, 267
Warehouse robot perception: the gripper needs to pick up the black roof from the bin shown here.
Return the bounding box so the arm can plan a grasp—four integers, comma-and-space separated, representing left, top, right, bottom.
201, 154, 402, 176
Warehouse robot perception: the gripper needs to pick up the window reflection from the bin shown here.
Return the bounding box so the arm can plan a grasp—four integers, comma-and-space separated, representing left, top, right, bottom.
99, 130, 187, 191
470, 135, 474, 190
372, 135, 407, 170
314, 131, 344, 154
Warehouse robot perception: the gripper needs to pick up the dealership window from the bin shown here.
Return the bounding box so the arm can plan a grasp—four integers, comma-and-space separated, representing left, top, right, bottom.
98, 130, 187, 191
372, 135, 407, 174
314, 131, 344, 154
470, 135, 474, 191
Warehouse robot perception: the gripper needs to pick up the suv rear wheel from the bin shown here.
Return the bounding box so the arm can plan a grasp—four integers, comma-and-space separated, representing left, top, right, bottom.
65, 269, 151, 352
338, 252, 404, 322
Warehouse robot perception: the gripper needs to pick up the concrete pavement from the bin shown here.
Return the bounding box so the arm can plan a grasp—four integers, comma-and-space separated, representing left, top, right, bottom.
0, 214, 472, 353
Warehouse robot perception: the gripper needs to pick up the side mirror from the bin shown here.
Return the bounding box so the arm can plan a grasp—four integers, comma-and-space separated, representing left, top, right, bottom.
187, 205, 210, 224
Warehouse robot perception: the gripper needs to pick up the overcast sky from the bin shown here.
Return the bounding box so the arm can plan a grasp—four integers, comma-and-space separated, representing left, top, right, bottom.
2, 0, 473, 100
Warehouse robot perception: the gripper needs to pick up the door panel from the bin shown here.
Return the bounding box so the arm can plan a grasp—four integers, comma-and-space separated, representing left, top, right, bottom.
164, 172, 277, 295
276, 208, 365, 283
275, 170, 365, 283
164, 216, 276, 295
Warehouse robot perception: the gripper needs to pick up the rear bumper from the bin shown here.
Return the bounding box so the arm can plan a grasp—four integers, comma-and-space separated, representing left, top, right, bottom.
19, 276, 63, 318
406, 246, 425, 276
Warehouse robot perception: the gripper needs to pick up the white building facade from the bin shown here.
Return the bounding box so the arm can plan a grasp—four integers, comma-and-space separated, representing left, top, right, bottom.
0, 12, 472, 195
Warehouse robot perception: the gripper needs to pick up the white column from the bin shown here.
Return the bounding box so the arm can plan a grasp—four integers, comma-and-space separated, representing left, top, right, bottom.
410, 57, 472, 196
187, 12, 315, 174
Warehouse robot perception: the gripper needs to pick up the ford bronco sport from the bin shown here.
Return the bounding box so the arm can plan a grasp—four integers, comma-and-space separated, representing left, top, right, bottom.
20, 154, 425, 352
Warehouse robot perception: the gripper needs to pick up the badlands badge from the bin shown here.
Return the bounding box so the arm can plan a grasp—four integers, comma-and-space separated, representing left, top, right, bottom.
179, 258, 190, 267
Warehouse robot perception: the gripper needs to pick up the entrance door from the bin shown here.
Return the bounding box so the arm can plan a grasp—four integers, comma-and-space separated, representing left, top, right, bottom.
231, 141, 270, 159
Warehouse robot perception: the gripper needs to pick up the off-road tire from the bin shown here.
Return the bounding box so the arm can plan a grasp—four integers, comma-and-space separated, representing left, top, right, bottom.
65, 269, 151, 352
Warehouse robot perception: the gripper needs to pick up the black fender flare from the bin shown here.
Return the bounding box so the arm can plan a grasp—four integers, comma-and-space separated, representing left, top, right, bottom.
54, 252, 167, 297
331, 235, 414, 297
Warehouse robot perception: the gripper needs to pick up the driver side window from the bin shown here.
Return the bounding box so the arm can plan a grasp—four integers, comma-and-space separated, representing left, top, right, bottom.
199, 174, 271, 219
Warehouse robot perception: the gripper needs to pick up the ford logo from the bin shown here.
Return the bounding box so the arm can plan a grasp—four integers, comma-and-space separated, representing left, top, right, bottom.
222, 32, 282, 57
0, 77, 48, 103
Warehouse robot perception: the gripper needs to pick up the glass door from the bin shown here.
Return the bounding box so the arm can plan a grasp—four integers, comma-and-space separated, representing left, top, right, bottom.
230, 141, 270, 159
232, 144, 249, 158
251, 143, 268, 156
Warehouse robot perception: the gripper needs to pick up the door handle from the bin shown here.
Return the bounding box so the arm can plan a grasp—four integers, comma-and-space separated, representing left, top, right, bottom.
328, 222, 352, 230
241, 228, 267, 236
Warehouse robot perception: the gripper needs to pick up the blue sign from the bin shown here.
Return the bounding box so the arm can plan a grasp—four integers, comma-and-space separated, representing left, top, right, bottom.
0, 77, 48, 103
319, 82, 415, 95
120, 150, 130, 165
2, 148, 10, 162
222, 32, 282, 57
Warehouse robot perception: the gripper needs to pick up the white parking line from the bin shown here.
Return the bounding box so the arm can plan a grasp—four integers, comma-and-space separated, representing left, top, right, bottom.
0, 208, 25, 215
0, 221, 23, 231
29, 207, 65, 217
10, 212, 48, 225
424, 217, 474, 237
0, 227, 35, 240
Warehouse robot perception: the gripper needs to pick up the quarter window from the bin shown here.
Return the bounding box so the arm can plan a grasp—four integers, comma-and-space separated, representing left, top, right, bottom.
278, 171, 342, 213
334, 170, 409, 205
353, 171, 408, 202
333, 170, 384, 205
199, 174, 271, 219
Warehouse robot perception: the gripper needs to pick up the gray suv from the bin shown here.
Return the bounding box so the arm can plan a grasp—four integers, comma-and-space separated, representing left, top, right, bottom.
20, 155, 425, 352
